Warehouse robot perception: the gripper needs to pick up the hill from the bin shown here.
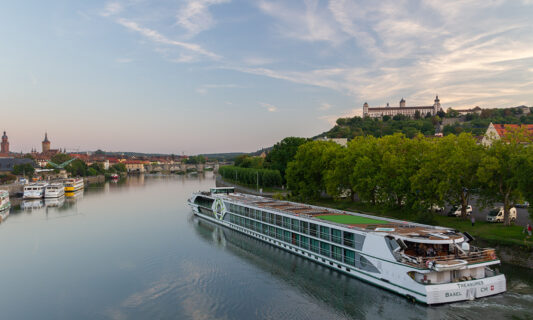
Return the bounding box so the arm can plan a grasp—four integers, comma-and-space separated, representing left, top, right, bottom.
316, 106, 533, 139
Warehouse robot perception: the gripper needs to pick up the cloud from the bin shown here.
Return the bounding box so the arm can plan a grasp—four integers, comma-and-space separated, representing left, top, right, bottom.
177, 0, 231, 37
100, 2, 123, 17
258, 0, 343, 43
260, 102, 278, 112
116, 18, 220, 60
243, 56, 277, 66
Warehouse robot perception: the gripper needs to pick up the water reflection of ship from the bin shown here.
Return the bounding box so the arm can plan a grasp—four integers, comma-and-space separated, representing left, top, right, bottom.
0, 208, 9, 223
65, 190, 84, 202
21, 199, 44, 210
44, 196, 65, 208
191, 215, 427, 319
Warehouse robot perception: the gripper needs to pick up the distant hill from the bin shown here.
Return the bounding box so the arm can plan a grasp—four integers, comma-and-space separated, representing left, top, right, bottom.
199, 152, 246, 161
316, 106, 533, 140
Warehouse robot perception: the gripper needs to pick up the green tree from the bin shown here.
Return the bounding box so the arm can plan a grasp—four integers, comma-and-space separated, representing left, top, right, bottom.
412, 133, 482, 217
66, 159, 88, 177
12, 163, 35, 177
286, 141, 342, 199
477, 128, 531, 225
111, 163, 127, 172
265, 137, 308, 181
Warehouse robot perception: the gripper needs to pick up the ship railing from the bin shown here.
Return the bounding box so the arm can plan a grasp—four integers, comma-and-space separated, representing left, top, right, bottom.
402, 248, 498, 269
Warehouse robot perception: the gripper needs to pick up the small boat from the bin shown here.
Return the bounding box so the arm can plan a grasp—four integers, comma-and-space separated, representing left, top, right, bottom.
45, 183, 65, 198
64, 178, 84, 192
23, 183, 49, 199
110, 173, 119, 180
0, 190, 10, 212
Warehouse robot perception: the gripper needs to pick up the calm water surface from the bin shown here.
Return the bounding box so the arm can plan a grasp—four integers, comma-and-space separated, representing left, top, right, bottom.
1, 173, 532, 320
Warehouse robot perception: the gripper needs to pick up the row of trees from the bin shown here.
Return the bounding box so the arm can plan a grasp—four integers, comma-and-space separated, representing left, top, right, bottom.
286, 131, 533, 225
219, 166, 282, 188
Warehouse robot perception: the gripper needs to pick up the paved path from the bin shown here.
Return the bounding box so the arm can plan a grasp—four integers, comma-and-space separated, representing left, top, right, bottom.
215, 175, 287, 198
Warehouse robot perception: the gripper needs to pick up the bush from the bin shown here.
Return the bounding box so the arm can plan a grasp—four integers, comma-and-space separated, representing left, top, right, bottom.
219, 165, 282, 188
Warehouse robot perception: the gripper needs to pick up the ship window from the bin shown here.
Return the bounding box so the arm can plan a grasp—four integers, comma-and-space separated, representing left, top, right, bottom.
332, 245, 343, 261
275, 215, 282, 226
283, 217, 291, 228
385, 236, 400, 252
353, 234, 365, 251
344, 249, 356, 266
284, 230, 291, 243
331, 229, 342, 244
300, 221, 308, 234
310, 239, 320, 253
293, 233, 299, 246
343, 232, 354, 247
300, 236, 309, 249
261, 211, 267, 222
320, 242, 331, 257
310, 224, 318, 237
291, 219, 300, 232
359, 256, 379, 273
245, 207, 250, 217
320, 226, 330, 241
276, 228, 283, 240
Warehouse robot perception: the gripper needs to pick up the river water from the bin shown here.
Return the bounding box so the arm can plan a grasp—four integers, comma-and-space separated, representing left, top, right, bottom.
0, 173, 532, 320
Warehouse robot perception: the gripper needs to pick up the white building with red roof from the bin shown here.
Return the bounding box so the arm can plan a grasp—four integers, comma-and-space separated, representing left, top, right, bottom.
482, 122, 533, 146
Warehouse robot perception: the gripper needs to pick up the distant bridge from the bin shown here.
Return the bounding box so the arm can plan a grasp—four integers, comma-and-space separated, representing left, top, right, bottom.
144, 162, 220, 173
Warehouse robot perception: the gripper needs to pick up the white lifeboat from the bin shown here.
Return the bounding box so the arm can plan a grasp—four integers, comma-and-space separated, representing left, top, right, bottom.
430, 259, 468, 271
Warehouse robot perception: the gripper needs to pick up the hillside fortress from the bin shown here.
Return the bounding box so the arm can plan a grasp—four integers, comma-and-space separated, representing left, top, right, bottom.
363, 96, 443, 118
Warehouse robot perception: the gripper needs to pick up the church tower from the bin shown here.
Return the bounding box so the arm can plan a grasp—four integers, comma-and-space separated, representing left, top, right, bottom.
1, 131, 9, 154
433, 95, 442, 115
42, 132, 51, 153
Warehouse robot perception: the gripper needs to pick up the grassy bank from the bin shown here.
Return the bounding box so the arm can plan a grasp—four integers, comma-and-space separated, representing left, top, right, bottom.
308, 199, 532, 248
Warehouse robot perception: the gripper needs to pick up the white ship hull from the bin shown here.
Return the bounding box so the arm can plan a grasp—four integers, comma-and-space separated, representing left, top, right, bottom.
188, 190, 507, 305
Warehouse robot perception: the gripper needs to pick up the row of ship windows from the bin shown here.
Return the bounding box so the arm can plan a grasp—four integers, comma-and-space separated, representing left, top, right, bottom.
226, 202, 365, 250
228, 213, 379, 273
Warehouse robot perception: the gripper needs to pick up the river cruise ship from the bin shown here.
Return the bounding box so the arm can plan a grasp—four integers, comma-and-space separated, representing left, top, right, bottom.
188, 188, 506, 305
45, 183, 65, 198
23, 183, 49, 199
64, 178, 84, 193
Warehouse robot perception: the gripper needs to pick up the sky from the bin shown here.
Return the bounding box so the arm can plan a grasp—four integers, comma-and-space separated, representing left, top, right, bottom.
1, 0, 533, 154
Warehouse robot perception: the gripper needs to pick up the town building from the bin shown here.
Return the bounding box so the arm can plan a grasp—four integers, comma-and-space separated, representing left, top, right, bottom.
363, 96, 443, 118
0, 158, 35, 174
481, 122, 533, 146
0, 131, 9, 157
455, 106, 482, 115
315, 137, 348, 147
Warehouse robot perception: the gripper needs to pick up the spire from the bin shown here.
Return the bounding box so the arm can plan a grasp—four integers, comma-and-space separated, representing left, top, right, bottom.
43, 132, 49, 143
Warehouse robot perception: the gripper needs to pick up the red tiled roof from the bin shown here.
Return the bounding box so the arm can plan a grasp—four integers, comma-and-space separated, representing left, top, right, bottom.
493, 124, 533, 138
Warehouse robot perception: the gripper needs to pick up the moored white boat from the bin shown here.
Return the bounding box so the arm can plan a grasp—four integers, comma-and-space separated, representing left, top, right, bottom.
0, 190, 10, 212
188, 188, 506, 305
23, 183, 49, 199
45, 183, 65, 198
